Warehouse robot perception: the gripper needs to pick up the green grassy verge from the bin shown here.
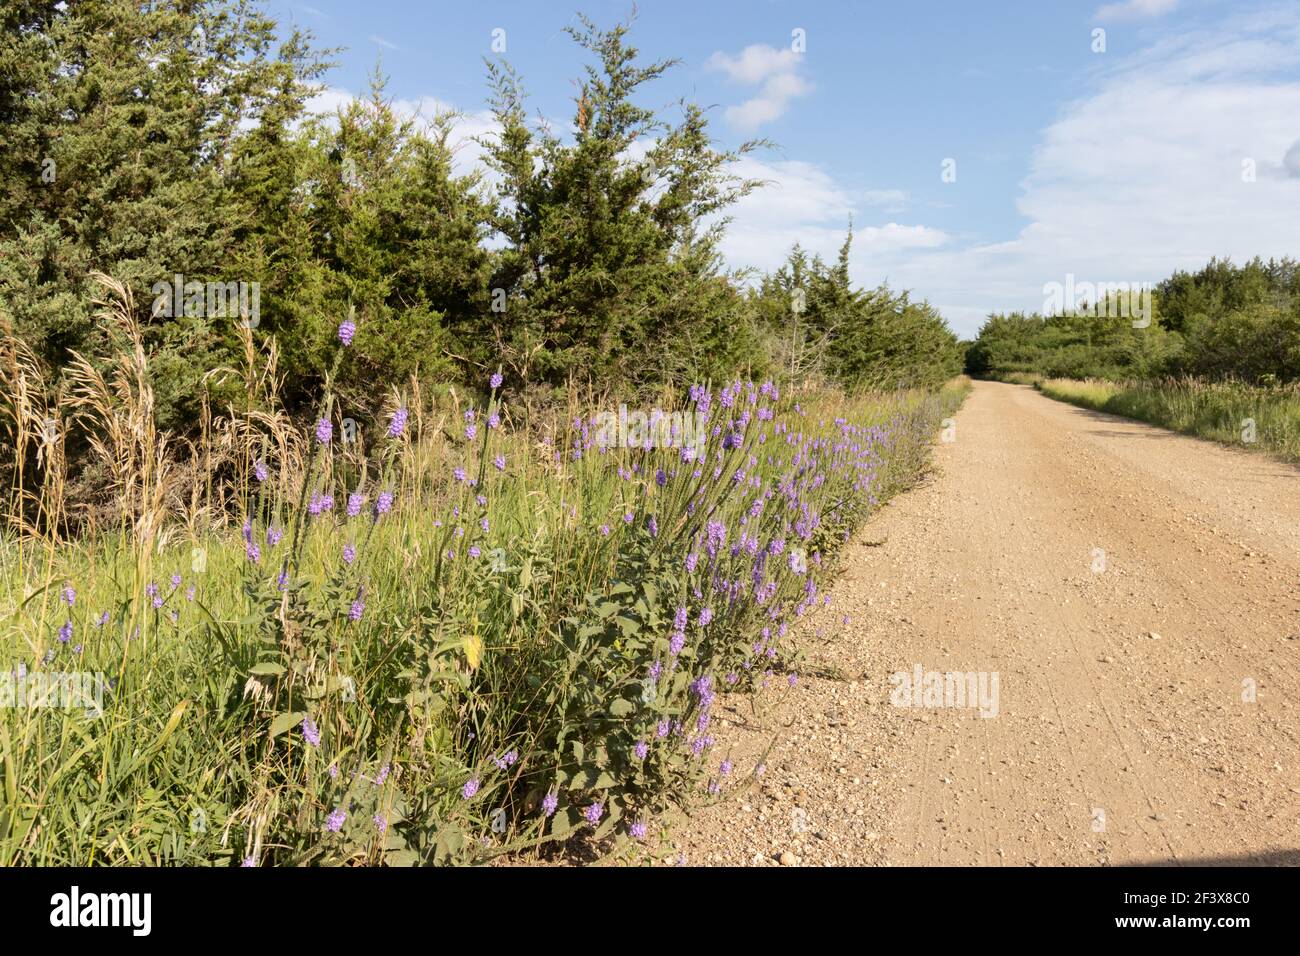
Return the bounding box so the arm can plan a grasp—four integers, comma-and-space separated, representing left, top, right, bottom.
1, 374, 969, 866
1036, 378, 1300, 463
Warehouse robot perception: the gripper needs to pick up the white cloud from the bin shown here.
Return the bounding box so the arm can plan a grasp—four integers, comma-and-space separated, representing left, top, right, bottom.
716, 157, 944, 276
706, 44, 812, 132
1095, 0, 1178, 21
369, 35, 400, 51
877, 6, 1300, 336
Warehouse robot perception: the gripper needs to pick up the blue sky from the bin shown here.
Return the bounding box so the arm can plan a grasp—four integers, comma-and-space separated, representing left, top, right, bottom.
271, 0, 1300, 336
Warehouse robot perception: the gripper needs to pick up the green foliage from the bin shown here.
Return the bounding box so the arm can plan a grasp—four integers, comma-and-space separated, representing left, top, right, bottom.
479, 16, 765, 394
752, 232, 964, 390
0, 0, 331, 433
966, 258, 1299, 385
1038, 377, 1300, 463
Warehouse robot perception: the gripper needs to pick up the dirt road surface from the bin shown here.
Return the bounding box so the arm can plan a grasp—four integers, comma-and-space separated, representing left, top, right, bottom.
671, 381, 1300, 866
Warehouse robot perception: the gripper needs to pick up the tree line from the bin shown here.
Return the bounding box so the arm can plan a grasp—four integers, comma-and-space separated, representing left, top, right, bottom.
966, 258, 1300, 384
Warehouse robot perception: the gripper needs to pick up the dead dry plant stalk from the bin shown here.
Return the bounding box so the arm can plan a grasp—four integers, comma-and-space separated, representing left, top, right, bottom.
0, 312, 71, 544
62, 273, 176, 640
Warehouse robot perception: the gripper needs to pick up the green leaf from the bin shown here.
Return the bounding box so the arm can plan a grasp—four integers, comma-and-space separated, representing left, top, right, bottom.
609, 697, 635, 718
268, 711, 308, 738
250, 661, 285, 676
551, 806, 579, 838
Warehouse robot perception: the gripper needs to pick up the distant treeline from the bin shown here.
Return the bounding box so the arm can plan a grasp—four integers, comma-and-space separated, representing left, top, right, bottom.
966, 258, 1300, 384
0, 0, 962, 449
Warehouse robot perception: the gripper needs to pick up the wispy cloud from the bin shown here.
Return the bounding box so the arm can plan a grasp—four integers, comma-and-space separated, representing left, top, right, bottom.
1095, 0, 1178, 21
879, 4, 1300, 334
705, 44, 812, 132
714, 157, 943, 277
369, 35, 400, 51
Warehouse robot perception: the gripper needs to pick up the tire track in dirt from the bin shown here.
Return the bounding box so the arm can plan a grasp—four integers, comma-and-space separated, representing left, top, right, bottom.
670, 381, 1300, 866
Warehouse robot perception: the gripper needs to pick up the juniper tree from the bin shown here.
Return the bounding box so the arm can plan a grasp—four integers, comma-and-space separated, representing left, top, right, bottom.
0, 0, 329, 431
480, 13, 764, 395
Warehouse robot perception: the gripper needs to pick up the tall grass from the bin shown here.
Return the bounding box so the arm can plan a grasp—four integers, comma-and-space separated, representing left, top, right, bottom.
1, 277, 968, 865
1037, 377, 1300, 462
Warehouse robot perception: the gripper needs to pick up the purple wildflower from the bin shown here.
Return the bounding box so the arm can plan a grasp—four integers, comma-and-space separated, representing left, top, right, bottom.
634, 740, 649, 760
490, 372, 503, 390
541, 791, 558, 817
315, 418, 332, 444
338, 318, 356, 345
343, 544, 356, 565
629, 820, 647, 840
301, 717, 321, 747
462, 777, 480, 800
254, 459, 269, 482
58, 621, 72, 643
388, 407, 409, 438
583, 802, 603, 827
493, 750, 518, 770
374, 491, 393, 516
326, 809, 346, 833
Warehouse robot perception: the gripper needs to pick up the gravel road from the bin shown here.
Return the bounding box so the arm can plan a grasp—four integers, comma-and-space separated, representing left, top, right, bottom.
670, 380, 1300, 866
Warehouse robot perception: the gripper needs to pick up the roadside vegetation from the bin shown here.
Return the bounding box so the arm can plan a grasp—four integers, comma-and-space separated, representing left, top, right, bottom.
1037, 377, 1300, 463
0, 3, 969, 866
